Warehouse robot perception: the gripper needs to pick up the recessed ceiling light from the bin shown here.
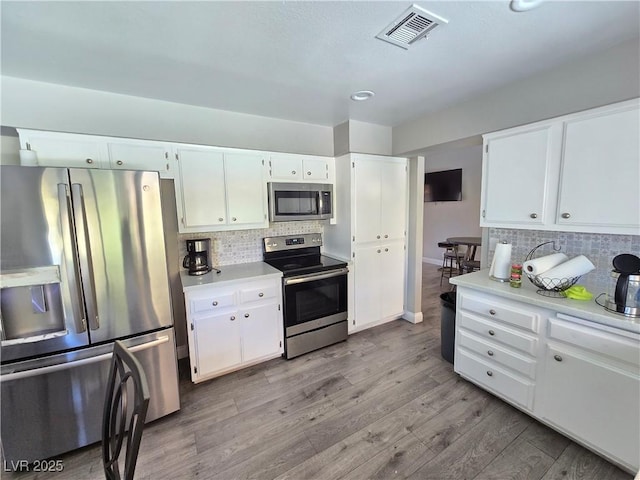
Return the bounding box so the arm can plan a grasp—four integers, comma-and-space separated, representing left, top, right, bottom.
350, 90, 375, 101
510, 0, 545, 12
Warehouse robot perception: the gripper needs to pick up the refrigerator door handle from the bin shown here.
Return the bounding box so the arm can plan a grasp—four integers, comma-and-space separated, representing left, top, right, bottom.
58, 183, 87, 334
71, 183, 100, 331
0, 335, 170, 382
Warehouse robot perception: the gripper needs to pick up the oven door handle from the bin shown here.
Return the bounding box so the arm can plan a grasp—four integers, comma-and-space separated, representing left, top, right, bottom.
284, 267, 348, 285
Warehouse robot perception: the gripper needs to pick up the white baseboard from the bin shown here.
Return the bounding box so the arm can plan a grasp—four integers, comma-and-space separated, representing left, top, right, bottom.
423, 257, 441, 266
403, 311, 423, 324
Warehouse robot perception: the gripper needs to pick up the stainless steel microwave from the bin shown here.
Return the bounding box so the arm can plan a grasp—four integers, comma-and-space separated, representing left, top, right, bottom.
268, 182, 333, 222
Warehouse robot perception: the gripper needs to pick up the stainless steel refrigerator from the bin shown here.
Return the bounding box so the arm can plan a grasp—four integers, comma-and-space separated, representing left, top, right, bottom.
0, 166, 180, 463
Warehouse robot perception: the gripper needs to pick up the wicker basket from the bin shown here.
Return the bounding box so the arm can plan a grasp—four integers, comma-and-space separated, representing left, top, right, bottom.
524, 242, 581, 297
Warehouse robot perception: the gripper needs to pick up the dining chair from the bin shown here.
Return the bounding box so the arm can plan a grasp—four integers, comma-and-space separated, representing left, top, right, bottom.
438, 242, 464, 285
102, 340, 150, 480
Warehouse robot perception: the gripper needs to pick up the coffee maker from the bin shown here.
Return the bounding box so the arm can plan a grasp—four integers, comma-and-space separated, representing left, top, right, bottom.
183, 239, 212, 276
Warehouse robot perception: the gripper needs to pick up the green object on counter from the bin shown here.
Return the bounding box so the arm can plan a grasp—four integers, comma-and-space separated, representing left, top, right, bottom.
563, 285, 593, 300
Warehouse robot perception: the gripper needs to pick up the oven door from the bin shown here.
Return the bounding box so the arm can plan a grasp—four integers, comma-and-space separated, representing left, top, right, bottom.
282, 268, 348, 336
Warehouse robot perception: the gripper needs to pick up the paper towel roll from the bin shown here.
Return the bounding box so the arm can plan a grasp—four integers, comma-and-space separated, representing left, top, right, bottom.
523, 253, 568, 276
539, 255, 595, 280
489, 242, 512, 281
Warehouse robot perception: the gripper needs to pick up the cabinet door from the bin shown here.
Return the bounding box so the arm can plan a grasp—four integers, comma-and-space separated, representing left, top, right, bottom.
558, 105, 640, 230
193, 311, 242, 378
481, 125, 556, 226
302, 157, 328, 181
538, 343, 640, 471
108, 142, 172, 178
241, 303, 282, 362
224, 152, 267, 226
23, 132, 106, 169
353, 159, 382, 243
176, 147, 227, 229
270, 155, 302, 180
379, 242, 405, 319
354, 244, 381, 329
380, 160, 407, 241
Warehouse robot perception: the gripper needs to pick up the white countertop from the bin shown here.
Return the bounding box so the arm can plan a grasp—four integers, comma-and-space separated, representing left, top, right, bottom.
450, 269, 640, 334
180, 261, 282, 292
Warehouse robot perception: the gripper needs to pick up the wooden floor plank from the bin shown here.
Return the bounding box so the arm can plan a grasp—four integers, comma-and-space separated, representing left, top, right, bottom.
474, 436, 556, 480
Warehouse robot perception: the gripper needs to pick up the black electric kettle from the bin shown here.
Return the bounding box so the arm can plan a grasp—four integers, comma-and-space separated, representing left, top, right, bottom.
604, 254, 640, 317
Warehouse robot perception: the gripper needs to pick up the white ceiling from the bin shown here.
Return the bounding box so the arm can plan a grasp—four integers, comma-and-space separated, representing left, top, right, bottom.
2, 1, 639, 128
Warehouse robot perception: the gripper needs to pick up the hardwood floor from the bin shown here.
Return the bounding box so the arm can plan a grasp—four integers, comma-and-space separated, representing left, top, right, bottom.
5, 264, 633, 480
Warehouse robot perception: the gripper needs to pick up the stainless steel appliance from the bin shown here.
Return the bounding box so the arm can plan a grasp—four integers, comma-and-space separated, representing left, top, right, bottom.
268, 182, 333, 222
263, 233, 347, 359
604, 254, 640, 317
0, 166, 180, 464
183, 238, 212, 275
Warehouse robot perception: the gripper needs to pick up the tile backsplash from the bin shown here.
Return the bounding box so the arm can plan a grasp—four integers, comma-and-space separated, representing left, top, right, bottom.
488, 228, 640, 294
176, 221, 324, 268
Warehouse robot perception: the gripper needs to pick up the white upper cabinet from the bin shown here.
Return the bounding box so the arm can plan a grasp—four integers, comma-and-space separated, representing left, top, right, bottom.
224, 152, 268, 226
481, 98, 639, 234
481, 124, 561, 227
17, 129, 174, 178
175, 147, 227, 229
107, 142, 172, 177
17, 129, 108, 169
354, 155, 407, 244
557, 104, 640, 230
269, 153, 329, 182
175, 146, 268, 233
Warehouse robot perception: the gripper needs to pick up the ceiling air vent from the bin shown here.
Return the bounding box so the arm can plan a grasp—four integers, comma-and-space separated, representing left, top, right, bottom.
376, 4, 448, 50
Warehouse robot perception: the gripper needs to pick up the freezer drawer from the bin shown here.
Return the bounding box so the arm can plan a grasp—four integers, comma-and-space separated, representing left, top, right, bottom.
0, 328, 180, 464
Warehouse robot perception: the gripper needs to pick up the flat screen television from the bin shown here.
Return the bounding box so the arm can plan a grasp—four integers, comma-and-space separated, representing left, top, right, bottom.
424, 168, 462, 202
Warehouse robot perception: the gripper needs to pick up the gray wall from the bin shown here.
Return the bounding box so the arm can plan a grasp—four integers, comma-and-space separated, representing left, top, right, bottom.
422, 144, 483, 265
1, 76, 335, 156
393, 39, 640, 155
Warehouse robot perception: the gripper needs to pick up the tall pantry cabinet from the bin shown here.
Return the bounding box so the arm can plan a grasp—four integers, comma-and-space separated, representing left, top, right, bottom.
324, 153, 408, 333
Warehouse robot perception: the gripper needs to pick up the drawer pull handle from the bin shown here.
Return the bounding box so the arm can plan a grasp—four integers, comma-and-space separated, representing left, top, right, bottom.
554, 354, 563, 362
232, 217, 237, 222
377, 235, 380, 239
218, 217, 224, 222
377, 249, 381, 253
307, 171, 312, 176
258, 292, 264, 297
488, 330, 495, 336
486, 371, 493, 377
212, 301, 218, 306
530, 213, 538, 219
487, 350, 494, 356
384, 248, 389, 252
292, 170, 296, 175
489, 309, 496, 315
230, 316, 235, 321
561, 212, 571, 219
244, 313, 250, 318
86, 158, 94, 164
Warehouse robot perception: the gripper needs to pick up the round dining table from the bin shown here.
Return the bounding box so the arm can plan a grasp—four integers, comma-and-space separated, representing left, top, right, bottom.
446, 236, 482, 273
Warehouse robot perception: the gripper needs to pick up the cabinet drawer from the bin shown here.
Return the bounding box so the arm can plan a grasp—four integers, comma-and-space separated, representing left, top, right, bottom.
548, 316, 640, 368
456, 350, 534, 411
459, 293, 538, 332
459, 330, 537, 379
190, 292, 235, 314
458, 312, 537, 356
239, 284, 279, 304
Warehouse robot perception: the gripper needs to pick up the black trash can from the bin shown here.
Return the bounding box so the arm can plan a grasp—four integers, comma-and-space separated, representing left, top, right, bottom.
440, 292, 456, 364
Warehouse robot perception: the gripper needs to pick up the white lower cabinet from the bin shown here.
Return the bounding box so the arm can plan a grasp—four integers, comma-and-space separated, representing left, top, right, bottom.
185, 276, 283, 383
536, 316, 640, 472
455, 291, 539, 412
454, 288, 640, 473
353, 241, 405, 331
